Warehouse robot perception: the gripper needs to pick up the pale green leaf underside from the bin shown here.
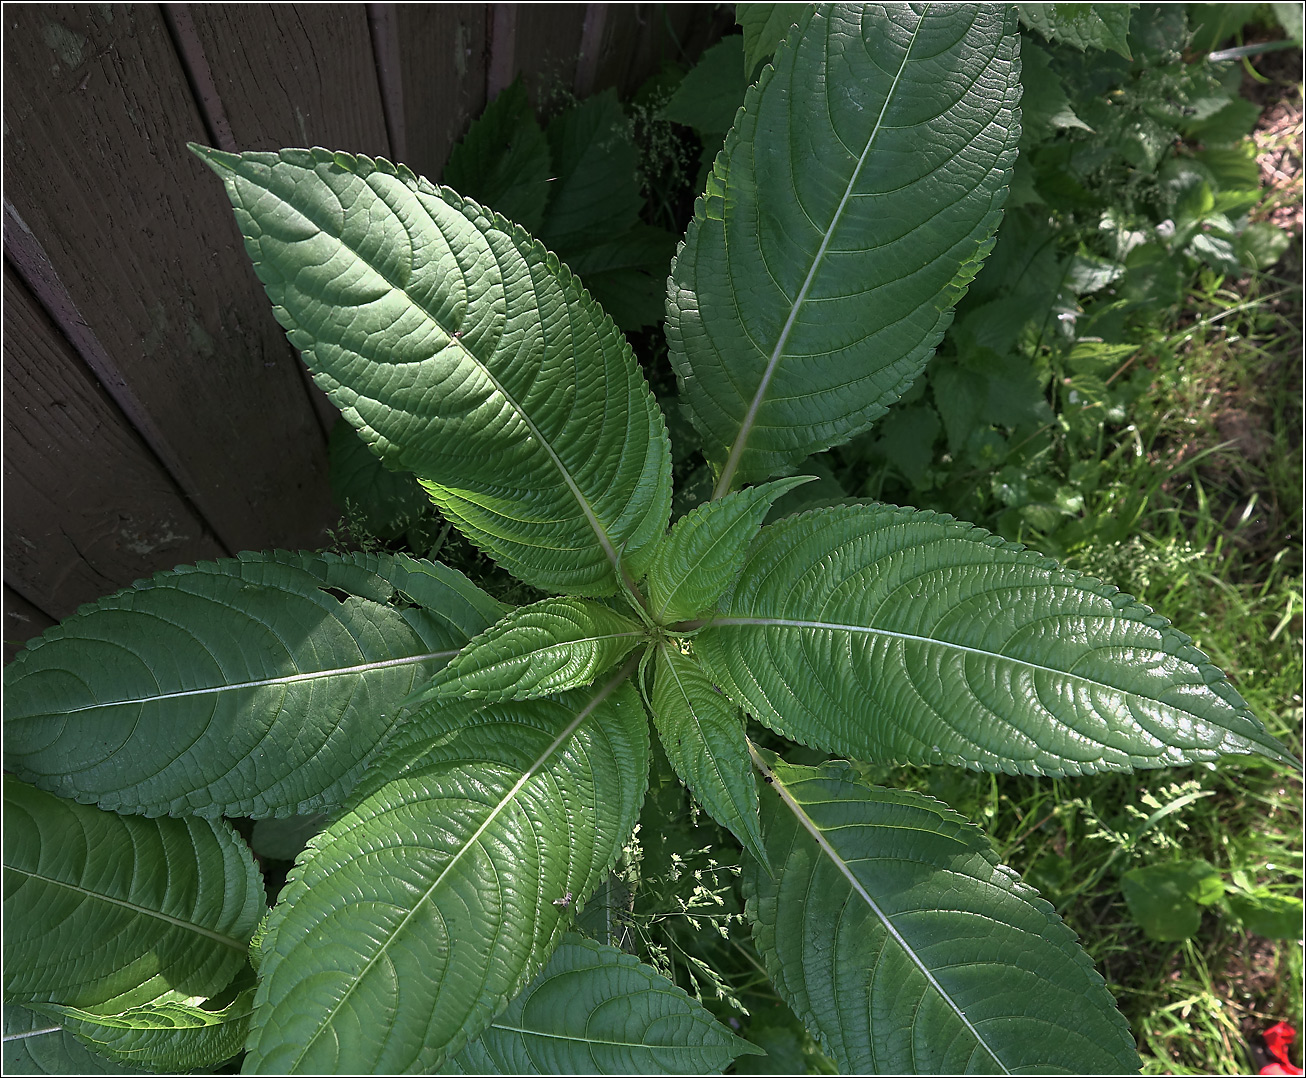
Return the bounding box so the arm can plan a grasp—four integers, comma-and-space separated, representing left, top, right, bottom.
445, 934, 759, 1074
245, 676, 649, 1074
646, 476, 813, 624
651, 646, 770, 870
746, 753, 1142, 1074
420, 597, 645, 704
3, 779, 262, 1013
3, 552, 502, 817
667, 4, 1022, 493
194, 144, 672, 597
33, 990, 254, 1072
3, 1004, 141, 1075
696, 506, 1295, 775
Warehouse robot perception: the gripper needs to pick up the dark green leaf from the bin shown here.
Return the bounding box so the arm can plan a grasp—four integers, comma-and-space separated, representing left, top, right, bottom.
442, 78, 552, 233
244, 676, 649, 1073
661, 36, 748, 137
4, 552, 502, 817
194, 145, 672, 597
745, 753, 1142, 1073
668, 5, 1021, 494
445, 934, 759, 1073
329, 419, 430, 539
696, 505, 1297, 775
3, 779, 262, 1012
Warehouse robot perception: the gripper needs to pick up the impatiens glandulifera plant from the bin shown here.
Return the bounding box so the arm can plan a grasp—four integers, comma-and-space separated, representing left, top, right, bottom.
4, 5, 1297, 1074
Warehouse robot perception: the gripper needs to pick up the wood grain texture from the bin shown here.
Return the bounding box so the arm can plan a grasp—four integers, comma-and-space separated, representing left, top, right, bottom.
513, 3, 587, 113
186, 4, 391, 158
395, 3, 488, 181
3, 4, 336, 559
3, 264, 224, 622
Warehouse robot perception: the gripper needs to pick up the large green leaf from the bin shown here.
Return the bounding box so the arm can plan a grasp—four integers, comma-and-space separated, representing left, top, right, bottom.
194, 145, 672, 597
445, 934, 760, 1074
244, 673, 649, 1073
745, 752, 1142, 1074
735, 4, 809, 75
3, 779, 262, 1012
650, 645, 769, 870
695, 505, 1296, 774
3, 1004, 141, 1075
667, 4, 1022, 495
416, 597, 646, 704
32, 991, 254, 1072
4, 551, 502, 817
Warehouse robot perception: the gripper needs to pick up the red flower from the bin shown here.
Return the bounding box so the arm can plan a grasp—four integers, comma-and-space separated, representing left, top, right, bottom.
1262, 1022, 1304, 1077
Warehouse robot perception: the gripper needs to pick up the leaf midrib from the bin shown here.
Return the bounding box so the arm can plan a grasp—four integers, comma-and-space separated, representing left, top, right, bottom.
711, 615, 1219, 724
222, 155, 624, 583
712, 7, 928, 498
749, 745, 1010, 1074
5, 866, 247, 952
281, 661, 638, 1070
42, 649, 459, 717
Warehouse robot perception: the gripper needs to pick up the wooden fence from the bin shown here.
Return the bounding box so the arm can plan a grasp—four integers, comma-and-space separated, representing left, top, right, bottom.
3, 3, 731, 660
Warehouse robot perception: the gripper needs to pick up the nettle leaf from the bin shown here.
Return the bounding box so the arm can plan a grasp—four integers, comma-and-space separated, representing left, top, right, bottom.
668, 5, 1021, 495
563, 223, 678, 333
4, 551, 502, 817
651, 645, 770, 871
244, 674, 649, 1074
442, 78, 552, 233
696, 505, 1296, 775
417, 597, 646, 704
195, 145, 672, 597
745, 753, 1142, 1074
3, 779, 262, 1012
1018, 3, 1135, 59
660, 35, 748, 138
647, 476, 814, 624
735, 4, 810, 75
538, 89, 642, 254
32, 991, 254, 1072
3, 1003, 141, 1075
445, 934, 760, 1074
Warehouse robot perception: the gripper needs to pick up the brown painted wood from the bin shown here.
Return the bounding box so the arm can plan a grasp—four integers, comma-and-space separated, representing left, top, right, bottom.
4, 587, 55, 665
185, 4, 391, 159
3, 264, 225, 621
3, 4, 336, 558
394, 4, 488, 181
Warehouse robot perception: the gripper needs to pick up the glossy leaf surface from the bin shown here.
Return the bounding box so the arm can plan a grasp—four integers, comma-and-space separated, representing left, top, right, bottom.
651, 646, 769, 869
668, 4, 1022, 494
244, 675, 649, 1074
418, 597, 646, 704
735, 4, 809, 74
4, 552, 502, 817
3, 780, 262, 1012
195, 145, 672, 596
445, 934, 759, 1074
697, 506, 1295, 774
746, 753, 1142, 1074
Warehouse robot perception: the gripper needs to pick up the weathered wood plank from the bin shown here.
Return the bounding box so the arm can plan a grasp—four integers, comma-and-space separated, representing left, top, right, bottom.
3, 264, 224, 621
4, 588, 55, 666
3, 4, 336, 559
394, 3, 488, 181
184, 3, 391, 158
